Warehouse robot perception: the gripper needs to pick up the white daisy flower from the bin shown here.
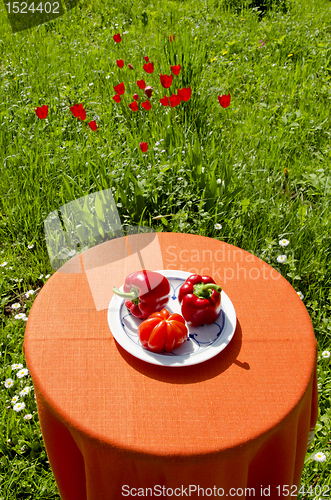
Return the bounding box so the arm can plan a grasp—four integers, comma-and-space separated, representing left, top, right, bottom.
14, 313, 27, 320
17, 368, 29, 379
23, 414, 33, 420
277, 255, 287, 263
4, 378, 14, 388
11, 363, 23, 370
279, 239, 289, 247
22, 316, 28, 321
0, 261, 8, 267
25, 290, 34, 299
68, 249, 76, 257
19, 387, 31, 397
45, 274, 50, 279
11, 303, 21, 310
216, 179, 222, 184
38, 274, 44, 279
11, 395, 19, 404
297, 291, 304, 300
13, 402, 25, 412
27, 244, 34, 249
214, 223, 222, 230
322, 351, 330, 358
313, 452, 326, 462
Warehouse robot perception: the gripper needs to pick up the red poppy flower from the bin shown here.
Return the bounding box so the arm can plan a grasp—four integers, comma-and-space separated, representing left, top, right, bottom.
116, 59, 124, 68
114, 82, 125, 95
113, 33, 121, 43
35, 105, 48, 119
133, 93, 139, 101
160, 96, 170, 106
128, 63, 133, 70
137, 79, 146, 90
139, 142, 148, 153
160, 74, 173, 88
170, 64, 181, 76
88, 120, 97, 131
143, 62, 154, 74
70, 103, 86, 120
169, 93, 181, 107
177, 86, 191, 102
144, 86, 153, 98
113, 94, 121, 103
218, 93, 231, 108
141, 101, 151, 111
143, 56, 149, 62
129, 101, 138, 112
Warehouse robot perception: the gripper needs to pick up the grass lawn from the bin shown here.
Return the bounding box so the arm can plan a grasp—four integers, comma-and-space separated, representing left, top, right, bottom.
0, 0, 330, 496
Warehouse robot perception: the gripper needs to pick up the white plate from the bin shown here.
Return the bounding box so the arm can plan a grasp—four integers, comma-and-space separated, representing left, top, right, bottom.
107, 270, 237, 367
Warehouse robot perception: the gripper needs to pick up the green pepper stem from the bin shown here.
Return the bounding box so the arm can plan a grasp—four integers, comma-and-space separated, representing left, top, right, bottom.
112, 286, 140, 300
193, 283, 222, 299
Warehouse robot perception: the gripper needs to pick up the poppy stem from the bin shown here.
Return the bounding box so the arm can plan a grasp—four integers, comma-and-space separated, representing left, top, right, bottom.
45, 123, 56, 151
188, 102, 199, 136
225, 108, 234, 156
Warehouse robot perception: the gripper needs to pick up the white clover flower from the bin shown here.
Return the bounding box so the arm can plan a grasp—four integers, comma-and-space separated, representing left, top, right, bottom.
14, 313, 27, 320
214, 223, 222, 230
11, 303, 21, 310
27, 244, 34, 249
4, 378, 14, 388
313, 452, 326, 462
277, 255, 287, 263
13, 402, 25, 412
297, 291, 304, 300
11, 363, 23, 370
68, 249, 76, 257
19, 387, 31, 397
25, 290, 34, 299
322, 351, 330, 359
155, 141, 160, 146
17, 368, 29, 379
279, 239, 289, 247
160, 149, 166, 154
0, 261, 8, 267
11, 395, 19, 404
23, 414, 33, 420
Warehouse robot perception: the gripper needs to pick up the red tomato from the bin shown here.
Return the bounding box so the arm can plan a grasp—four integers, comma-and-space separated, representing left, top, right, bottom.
137, 308, 188, 353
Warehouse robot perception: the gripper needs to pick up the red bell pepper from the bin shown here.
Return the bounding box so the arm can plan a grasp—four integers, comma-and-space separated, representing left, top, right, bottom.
178, 274, 222, 327
137, 308, 188, 353
112, 270, 170, 319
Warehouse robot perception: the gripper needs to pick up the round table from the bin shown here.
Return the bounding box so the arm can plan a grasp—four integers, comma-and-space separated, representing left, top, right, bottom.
24, 232, 318, 500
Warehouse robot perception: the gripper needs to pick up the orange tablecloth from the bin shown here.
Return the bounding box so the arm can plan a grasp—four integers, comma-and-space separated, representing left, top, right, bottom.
24, 232, 318, 500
